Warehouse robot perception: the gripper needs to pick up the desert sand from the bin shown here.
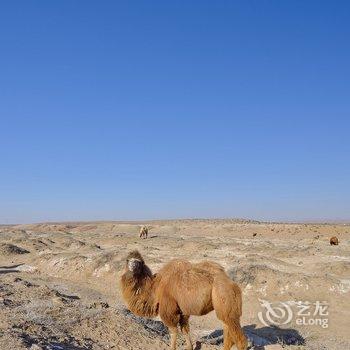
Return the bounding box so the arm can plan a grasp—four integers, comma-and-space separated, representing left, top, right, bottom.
0, 219, 349, 350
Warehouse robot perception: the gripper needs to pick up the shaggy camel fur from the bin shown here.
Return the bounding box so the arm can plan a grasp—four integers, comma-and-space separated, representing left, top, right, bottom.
120, 251, 247, 350
139, 226, 148, 239
330, 236, 339, 245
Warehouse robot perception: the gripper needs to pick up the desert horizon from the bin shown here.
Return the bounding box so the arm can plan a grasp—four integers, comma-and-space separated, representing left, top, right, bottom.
2, 217, 350, 227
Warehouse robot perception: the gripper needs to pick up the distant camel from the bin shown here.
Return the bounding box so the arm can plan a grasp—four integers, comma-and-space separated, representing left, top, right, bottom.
120, 250, 247, 350
330, 236, 339, 245
139, 226, 148, 239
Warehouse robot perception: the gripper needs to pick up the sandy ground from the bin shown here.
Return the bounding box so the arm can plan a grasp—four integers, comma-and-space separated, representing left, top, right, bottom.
0, 219, 349, 350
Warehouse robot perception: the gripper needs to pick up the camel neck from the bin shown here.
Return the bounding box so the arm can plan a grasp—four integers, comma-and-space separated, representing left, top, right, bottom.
121, 272, 159, 318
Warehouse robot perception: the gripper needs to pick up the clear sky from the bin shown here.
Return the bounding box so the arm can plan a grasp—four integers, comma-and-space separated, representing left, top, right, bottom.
1, 1, 349, 224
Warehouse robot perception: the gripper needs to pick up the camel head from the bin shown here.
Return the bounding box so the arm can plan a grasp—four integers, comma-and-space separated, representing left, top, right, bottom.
125, 250, 147, 276
120, 250, 158, 318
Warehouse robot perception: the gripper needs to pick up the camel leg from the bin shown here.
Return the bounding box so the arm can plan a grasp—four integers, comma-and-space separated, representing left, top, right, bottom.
227, 318, 247, 350
168, 326, 178, 350
180, 315, 193, 350
159, 296, 181, 350
223, 323, 235, 350
212, 277, 247, 350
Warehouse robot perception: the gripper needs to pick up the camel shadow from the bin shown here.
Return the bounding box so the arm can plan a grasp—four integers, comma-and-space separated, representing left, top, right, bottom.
194, 324, 305, 349
120, 308, 304, 349
245, 324, 305, 347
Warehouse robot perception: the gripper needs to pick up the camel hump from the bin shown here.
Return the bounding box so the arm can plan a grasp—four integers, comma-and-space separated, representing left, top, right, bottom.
159, 259, 192, 274
193, 260, 225, 274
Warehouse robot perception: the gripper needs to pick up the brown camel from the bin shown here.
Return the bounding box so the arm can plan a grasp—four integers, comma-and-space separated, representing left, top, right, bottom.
120, 250, 247, 350
139, 226, 148, 239
330, 236, 339, 245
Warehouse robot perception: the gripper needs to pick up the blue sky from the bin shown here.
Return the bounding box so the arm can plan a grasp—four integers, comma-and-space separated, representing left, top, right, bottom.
1, 1, 349, 223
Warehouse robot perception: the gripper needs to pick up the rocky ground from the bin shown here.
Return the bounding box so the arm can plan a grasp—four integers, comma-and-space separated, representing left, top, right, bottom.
0, 220, 349, 350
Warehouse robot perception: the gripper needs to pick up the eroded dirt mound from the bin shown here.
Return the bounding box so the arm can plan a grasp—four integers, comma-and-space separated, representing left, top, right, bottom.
0, 243, 30, 255
0, 274, 169, 350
